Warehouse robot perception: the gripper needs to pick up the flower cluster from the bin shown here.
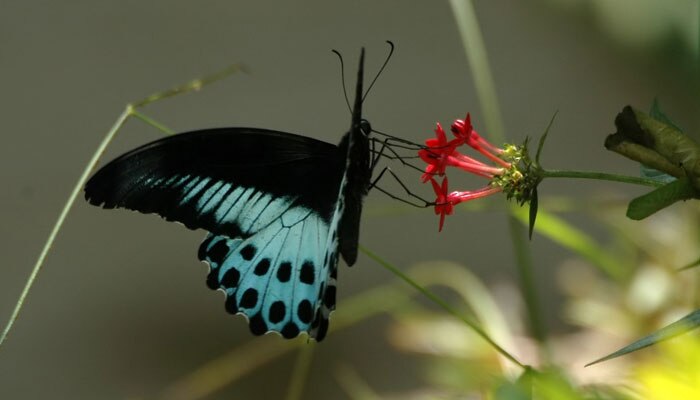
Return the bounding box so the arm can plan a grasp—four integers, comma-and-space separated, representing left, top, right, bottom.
419, 113, 529, 231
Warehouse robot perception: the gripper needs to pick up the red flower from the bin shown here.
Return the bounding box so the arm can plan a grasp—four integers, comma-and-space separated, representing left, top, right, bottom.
448, 186, 502, 203
451, 113, 509, 168
420, 112, 521, 231
447, 152, 505, 178
429, 177, 454, 232
450, 113, 475, 144
419, 122, 506, 182
418, 123, 460, 182
428, 177, 502, 232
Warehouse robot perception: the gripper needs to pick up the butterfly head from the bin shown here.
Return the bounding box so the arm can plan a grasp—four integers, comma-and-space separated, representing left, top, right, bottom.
360, 119, 372, 137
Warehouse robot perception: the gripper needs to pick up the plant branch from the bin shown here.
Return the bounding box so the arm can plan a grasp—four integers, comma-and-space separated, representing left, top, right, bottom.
541, 169, 665, 187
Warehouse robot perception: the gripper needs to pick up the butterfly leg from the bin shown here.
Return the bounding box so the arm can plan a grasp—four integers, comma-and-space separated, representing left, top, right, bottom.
369, 166, 432, 208
370, 137, 426, 175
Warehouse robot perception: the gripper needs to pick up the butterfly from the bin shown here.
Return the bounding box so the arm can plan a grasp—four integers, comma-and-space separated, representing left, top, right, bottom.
84, 49, 372, 341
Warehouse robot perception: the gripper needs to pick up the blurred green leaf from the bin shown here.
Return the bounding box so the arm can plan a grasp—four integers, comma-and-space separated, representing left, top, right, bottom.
528, 189, 538, 239
626, 177, 697, 220
587, 309, 700, 367
513, 206, 627, 280
649, 98, 682, 131
532, 368, 587, 400
677, 256, 700, 271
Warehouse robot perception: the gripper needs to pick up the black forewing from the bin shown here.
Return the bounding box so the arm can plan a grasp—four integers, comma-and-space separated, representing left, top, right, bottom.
85, 128, 344, 238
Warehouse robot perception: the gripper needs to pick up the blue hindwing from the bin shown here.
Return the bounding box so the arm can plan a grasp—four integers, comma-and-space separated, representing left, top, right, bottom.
198, 189, 340, 341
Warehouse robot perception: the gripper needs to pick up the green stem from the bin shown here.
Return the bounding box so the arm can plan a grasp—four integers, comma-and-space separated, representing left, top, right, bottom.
0, 64, 244, 351
541, 169, 664, 187
131, 64, 246, 108
131, 109, 175, 135
360, 245, 525, 369
285, 344, 314, 400
0, 108, 132, 349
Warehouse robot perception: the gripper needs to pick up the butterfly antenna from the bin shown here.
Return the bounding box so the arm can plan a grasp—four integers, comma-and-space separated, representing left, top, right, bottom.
332, 49, 352, 114
362, 40, 395, 102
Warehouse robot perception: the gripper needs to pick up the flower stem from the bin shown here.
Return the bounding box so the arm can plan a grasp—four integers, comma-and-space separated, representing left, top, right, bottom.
541, 169, 665, 187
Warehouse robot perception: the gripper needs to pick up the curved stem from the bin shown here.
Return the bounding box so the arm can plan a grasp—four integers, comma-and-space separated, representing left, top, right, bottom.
360, 245, 526, 369
286, 344, 314, 400
0, 64, 244, 351
131, 109, 175, 135
0, 108, 131, 349
541, 169, 665, 188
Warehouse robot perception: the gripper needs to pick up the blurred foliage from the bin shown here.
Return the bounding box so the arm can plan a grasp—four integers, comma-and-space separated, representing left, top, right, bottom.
370, 202, 700, 399
543, 0, 698, 64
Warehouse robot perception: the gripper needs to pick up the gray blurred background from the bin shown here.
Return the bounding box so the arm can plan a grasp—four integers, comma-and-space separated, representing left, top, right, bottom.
1, 1, 698, 398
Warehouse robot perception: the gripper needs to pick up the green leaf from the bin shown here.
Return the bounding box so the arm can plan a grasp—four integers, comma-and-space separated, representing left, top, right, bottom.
626, 177, 697, 220
586, 309, 700, 366
642, 99, 684, 183
528, 188, 538, 240
535, 111, 558, 165
649, 98, 682, 131
606, 105, 700, 181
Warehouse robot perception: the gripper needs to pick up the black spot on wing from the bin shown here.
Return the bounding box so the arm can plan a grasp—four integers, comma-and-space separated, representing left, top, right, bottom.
240, 244, 256, 261
276, 262, 292, 282
254, 258, 271, 276
225, 295, 238, 314
240, 288, 258, 309
206, 272, 219, 290
221, 267, 240, 288
299, 261, 315, 284
200, 235, 231, 290
297, 300, 313, 324
323, 286, 337, 309
207, 240, 230, 265
281, 322, 300, 339
249, 313, 267, 336
269, 301, 286, 324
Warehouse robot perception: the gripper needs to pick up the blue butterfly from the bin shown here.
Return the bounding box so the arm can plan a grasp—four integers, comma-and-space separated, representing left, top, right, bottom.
85, 49, 372, 341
